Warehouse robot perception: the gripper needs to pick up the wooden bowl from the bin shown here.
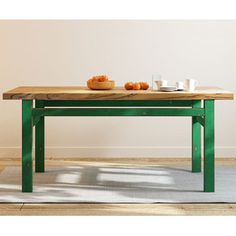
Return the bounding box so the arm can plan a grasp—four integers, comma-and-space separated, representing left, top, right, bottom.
87, 80, 115, 90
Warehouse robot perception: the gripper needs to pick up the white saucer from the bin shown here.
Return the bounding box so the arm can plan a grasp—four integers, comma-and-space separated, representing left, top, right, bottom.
176, 88, 185, 91
160, 86, 177, 92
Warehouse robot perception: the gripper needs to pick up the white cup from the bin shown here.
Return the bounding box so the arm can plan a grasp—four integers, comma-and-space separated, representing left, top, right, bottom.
176, 81, 184, 90
155, 80, 168, 90
185, 79, 198, 92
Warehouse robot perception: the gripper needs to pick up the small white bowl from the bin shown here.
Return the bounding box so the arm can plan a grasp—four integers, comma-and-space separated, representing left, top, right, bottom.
160, 86, 177, 92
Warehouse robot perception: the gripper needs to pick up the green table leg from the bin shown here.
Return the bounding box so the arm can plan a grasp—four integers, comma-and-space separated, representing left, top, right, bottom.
204, 100, 215, 192
192, 100, 202, 172
22, 100, 33, 192
35, 100, 45, 173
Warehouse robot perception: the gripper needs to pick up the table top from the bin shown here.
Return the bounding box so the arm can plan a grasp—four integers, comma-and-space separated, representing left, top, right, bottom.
3, 86, 234, 100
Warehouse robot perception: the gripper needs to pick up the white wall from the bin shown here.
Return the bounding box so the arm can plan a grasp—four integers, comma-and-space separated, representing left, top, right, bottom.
0, 20, 235, 158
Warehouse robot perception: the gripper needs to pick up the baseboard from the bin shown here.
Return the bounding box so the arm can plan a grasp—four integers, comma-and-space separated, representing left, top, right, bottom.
0, 146, 235, 158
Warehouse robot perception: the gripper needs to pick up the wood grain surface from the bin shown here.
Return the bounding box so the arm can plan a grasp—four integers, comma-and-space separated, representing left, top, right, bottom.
3, 86, 234, 100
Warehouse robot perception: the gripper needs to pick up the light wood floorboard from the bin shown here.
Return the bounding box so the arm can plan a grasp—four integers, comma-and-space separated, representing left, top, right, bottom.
0, 157, 236, 216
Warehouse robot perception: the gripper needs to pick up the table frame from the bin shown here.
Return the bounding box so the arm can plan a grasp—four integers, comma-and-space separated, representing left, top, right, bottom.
22, 99, 215, 193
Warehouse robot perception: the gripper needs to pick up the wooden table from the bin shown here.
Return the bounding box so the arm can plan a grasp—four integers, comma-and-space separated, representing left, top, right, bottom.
3, 86, 234, 193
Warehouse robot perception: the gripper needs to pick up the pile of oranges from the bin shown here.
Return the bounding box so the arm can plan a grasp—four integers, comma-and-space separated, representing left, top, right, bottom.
124, 82, 149, 90
88, 75, 109, 83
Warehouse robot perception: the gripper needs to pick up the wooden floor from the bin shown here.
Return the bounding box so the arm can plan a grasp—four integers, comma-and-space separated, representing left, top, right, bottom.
1, 157, 236, 216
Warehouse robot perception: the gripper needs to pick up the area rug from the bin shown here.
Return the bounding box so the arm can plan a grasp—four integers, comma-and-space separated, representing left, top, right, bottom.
0, 165, 236, 203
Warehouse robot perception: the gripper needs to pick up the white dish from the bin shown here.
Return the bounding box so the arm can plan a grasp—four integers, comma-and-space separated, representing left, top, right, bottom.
160, 86, 177, 92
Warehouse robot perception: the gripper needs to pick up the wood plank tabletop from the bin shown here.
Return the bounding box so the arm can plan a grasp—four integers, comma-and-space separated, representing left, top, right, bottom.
2, 86, 234, 100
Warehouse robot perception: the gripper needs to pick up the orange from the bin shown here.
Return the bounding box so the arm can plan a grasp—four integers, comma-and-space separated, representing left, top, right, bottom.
139, 82, 149, 90
133, 82, 141, 90
124, 82, 133, 90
